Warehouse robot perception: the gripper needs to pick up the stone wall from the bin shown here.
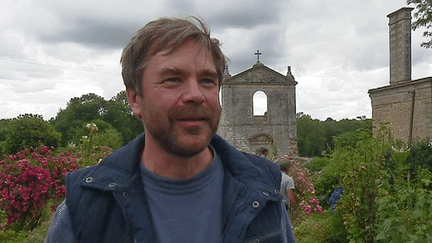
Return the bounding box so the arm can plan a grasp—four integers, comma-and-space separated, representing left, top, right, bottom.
369, 77, 432, 142
388, 7, 413, 85
369, 7, 432, 143
217, 63, 298, 157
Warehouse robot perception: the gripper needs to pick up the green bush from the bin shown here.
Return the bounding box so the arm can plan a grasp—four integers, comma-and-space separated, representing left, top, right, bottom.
0, 201, 55, 243
304, 156, 328, 174
0, 144, 113, 242
310, 124, 432, 242
293, 210, 348, 243
406, 140, 432, 180
70, 119, 123, 150
375, 160, 432, 242
3, 114, 61, 154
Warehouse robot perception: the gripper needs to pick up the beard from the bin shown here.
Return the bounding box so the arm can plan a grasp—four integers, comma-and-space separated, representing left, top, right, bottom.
144, 104, 221, 158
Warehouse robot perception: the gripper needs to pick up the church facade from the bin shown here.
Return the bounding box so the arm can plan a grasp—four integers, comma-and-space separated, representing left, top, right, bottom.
217, 57, 298, 157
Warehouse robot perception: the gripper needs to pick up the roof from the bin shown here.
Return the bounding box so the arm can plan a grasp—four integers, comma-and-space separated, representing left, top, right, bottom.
222, 62, 297, 86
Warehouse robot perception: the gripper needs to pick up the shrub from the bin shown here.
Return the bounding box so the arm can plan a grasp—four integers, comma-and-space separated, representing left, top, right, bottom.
70, 120, 123, 152
293, 210, 348, 243
375, 159, 432, 242
278, 157, 323, 224
3, 114, 61, 155
0, 145, 80, 231
405, 140, 432, 180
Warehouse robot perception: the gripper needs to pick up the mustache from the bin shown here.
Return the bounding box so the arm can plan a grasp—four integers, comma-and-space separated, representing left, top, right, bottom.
168, 105, 214, 120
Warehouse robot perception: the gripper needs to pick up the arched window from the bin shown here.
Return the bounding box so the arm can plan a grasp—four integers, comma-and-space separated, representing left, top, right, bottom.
253, 90, 267, 116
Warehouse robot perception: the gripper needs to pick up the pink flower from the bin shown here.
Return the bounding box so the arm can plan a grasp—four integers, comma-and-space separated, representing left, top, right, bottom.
41, 145, 49, 154
304, 205, 312, 215
309, 197, 319, 205
315, 205, 323, 214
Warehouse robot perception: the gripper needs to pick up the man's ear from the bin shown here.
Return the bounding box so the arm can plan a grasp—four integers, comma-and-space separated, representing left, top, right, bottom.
126, 88, 142, 118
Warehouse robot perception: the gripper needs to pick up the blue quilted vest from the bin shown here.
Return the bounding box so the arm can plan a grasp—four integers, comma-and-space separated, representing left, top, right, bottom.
65, 134, 296, 242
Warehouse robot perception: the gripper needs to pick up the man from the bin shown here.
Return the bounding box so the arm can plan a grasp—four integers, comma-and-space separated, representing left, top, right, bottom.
45, 17, 296, 242
280, 163, 297, 217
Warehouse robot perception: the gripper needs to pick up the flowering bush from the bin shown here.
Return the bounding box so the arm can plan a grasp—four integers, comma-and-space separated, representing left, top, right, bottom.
277, 156, 323, 223
0, 145, 82, 231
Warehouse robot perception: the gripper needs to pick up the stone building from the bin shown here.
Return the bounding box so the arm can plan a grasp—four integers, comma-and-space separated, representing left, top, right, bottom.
368, 7, 432, 143
217, 55, 298, 157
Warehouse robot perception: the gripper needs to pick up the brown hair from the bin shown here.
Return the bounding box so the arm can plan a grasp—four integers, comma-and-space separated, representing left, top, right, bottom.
279, 162, 292, 172
120, 17, 226, 95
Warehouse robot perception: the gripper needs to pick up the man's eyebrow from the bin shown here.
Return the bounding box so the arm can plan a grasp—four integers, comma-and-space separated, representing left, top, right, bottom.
158, 67, 182, 76
158, 67, 218, 78
199, 69, 218, 78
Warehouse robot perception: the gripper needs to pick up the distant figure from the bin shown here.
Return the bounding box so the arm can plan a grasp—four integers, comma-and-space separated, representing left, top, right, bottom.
329, 187, 344, 213
256, 147, 269, 157
45, 16, 296, 242
280, 163, 297, 217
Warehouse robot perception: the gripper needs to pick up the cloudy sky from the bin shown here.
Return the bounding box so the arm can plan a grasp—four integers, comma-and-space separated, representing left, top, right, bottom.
1, 0, 431, 121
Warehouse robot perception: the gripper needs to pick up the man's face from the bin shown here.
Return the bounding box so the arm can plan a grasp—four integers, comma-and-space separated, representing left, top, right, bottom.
129, 39, 221, 157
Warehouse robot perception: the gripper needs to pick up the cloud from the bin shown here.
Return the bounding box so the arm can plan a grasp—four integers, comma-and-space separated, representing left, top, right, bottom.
0, 0, 430, 122
205, 0, 285, 29
39, 19, 134, 50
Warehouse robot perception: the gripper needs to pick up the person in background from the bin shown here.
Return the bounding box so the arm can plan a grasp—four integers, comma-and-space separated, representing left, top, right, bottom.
280, 163, 297, 217
45, 16, 296, 242
256, 147, 269, 157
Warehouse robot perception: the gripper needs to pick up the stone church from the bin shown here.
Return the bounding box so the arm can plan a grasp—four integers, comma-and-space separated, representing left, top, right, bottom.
368, 7, 432, 143
217, 54, 298, 157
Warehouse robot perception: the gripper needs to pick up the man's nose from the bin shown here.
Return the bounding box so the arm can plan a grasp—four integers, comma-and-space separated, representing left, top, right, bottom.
182, 79, 205, 104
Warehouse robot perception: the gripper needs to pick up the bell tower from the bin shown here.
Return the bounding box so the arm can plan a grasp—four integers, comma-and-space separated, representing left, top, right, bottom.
218, 53, 298, 157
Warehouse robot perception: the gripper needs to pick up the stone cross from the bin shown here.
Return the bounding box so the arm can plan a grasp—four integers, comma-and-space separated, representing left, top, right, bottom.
254, 50, 262, 63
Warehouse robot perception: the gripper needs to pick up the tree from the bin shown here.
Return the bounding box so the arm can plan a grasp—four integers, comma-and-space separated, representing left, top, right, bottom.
296, 113, 372, 157
0, 118, 12, 155
50, 91, 143, 147
297, 113, 326, 157
4, 114, 61, 154
50, 93, 106, 146
71, 119, 123, 150
103, 91, 143, 144
408, 0, 432, 48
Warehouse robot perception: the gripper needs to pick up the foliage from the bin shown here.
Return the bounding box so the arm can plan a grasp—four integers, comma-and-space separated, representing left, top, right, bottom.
0, 119, 10, 141
0, 145, 76, 231
49, 93, 107, 146
50, 92, 143, 147
405, 139, 432, 179
70, 119, 123, 151
375, 167, 432, 242
0, 119, 12, 155
304, 156, 328, 174
277, 157, 323, 224
103, 91, 143, 144
296, 113, 372, 157
0, 201, 55, 243
297, 113, 326, 157
408, 0, 432, 48
374, 139, 432, 242
3, 114, 61, 155
0, 229, 27, 243
0, 143, 113, 232
293, 211, 348, 243
306, 124, 432, 242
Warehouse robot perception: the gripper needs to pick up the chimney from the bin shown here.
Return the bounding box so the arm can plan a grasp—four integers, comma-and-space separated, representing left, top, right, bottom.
387, 7, 414, 85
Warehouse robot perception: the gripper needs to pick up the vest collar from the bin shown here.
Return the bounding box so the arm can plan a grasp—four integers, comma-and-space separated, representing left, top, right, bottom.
81, 133, 280, 197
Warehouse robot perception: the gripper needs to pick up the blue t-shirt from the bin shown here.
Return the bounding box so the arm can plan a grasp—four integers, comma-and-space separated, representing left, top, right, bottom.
140, 149, 224, 243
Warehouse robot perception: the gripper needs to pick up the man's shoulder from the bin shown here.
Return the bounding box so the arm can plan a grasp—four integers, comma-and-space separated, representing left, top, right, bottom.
66, 133, 146, 192
211, 135, 281, 187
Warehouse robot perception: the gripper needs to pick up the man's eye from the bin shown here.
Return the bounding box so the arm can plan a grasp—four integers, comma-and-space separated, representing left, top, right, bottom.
165, 78, 181, 83
201, 78, 217, 85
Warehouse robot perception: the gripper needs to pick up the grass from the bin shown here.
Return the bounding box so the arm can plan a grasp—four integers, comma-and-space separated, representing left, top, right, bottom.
293, 210, 348, 243
0, 202, 56, 243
